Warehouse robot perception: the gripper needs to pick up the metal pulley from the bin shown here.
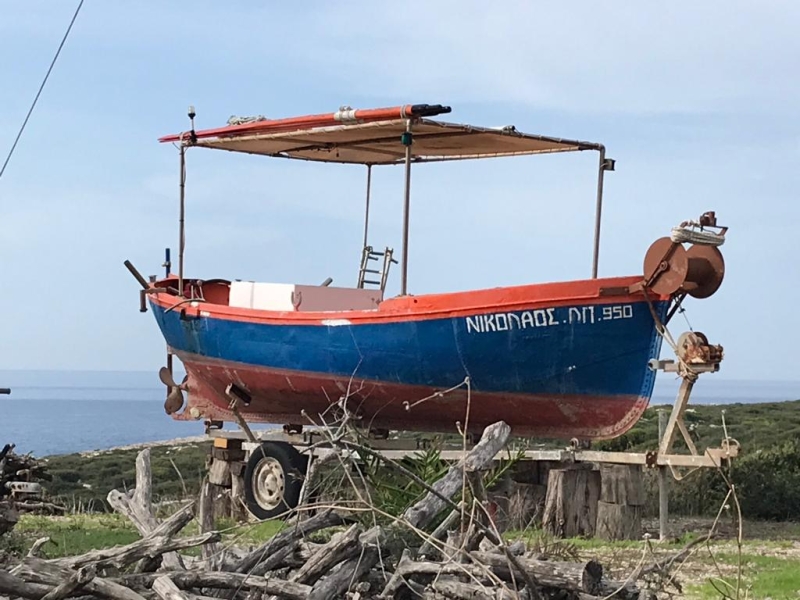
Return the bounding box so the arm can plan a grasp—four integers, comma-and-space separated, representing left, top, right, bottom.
676, 331, 724, 365
641, 238, 725, 299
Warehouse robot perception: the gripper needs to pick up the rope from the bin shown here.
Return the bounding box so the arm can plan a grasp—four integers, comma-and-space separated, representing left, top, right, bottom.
0, 0, 85, 182
227, 115, 266, 125
670, 222, 725, 246
644, 293, 696, 379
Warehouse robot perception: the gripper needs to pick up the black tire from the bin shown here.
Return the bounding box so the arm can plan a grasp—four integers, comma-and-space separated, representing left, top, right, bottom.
243, 442, 306, 520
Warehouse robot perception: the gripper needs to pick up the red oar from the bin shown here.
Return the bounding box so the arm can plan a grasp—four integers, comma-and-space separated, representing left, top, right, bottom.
159, 103, 450, 143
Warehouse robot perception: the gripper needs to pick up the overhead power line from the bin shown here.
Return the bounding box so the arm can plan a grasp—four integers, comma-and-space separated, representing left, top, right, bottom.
0, 0, 85, 182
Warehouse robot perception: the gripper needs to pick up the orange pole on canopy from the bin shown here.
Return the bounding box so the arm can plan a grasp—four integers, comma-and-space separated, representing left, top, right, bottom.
158, 104, 450, 143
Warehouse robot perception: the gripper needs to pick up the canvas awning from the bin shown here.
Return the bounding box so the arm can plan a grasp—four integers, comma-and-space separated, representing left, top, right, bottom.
162, 118, 602, 165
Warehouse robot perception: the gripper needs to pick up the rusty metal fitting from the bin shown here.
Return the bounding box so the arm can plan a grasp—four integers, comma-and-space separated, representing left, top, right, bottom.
641, 238, 725, 298
676, 331, 724, 365
698, 211, 717, 227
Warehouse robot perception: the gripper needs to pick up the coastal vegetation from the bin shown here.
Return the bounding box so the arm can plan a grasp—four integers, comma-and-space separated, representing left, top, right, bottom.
36, 399, 800, 522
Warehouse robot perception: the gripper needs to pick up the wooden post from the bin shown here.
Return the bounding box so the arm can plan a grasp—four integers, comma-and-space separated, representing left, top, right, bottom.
0, 501, 18, 536
542, 466, 600, 538
230, 470, 247, 522
658, 410, 669, 541
596, 465, 644, 541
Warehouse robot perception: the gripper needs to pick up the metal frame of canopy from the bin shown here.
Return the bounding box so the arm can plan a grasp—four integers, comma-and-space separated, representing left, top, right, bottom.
161, 104, 616, 298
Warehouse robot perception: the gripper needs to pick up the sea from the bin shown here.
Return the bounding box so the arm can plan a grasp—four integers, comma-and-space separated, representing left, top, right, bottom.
1, 370, 798, 457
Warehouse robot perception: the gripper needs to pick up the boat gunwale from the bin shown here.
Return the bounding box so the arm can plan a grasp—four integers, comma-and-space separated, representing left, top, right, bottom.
149, 274, 666, 326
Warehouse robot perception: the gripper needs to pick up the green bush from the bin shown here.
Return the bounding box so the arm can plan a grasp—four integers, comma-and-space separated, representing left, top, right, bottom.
643, 439, 800, 521
732, 439, 800, 521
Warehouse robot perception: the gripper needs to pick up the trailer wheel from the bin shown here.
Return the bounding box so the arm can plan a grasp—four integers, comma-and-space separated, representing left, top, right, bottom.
243, 442, 305, 520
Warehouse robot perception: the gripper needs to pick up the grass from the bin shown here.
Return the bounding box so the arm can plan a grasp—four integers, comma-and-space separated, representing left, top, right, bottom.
10, 512, 287, 559
688, 554, 800, 599
504, 526, 800, 599
14, 514, 140, 557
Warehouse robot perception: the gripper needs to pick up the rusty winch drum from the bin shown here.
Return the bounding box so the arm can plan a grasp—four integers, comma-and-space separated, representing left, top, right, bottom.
643, 237, 725, 299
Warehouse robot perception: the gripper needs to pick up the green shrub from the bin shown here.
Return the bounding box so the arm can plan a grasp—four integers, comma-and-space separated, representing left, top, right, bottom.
732, 439, 800, 521
643, 438, 800, 521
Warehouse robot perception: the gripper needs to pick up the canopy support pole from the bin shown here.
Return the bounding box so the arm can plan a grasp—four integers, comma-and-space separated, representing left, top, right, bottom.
178, 145, 186, 297
591, 146, 610, 279
362, 165, 372, 249
400, 121, 413, 296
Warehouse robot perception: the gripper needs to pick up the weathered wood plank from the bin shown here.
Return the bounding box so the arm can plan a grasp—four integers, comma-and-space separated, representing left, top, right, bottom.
290, 524, 361, 585
151, 577, 189, 600
13, 558, 148, 600
40, 567, 95, 600
0, 570, 52, 600
230, 472, 247, 521
53, 532, 219, 571
106, 449, 185, 570
307, 546, 379, 600
231, 508, 347, 574
470, 551, 603, 595
596, 502, 642, 541
600, 465, 645, 507
116, 572, 310, 600
403, 421, 511, 529
542, 468, 600, 538
207, 460, 231, 488
428, 579, 521, 600
417, 504, 464, 559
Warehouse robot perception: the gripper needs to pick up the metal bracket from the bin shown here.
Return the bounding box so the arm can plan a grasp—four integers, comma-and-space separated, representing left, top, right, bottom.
225, 384, 257, 443
648, 351, 736, 480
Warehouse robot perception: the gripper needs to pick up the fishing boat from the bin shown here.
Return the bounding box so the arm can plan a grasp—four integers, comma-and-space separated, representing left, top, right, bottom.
128, 103, 727, 443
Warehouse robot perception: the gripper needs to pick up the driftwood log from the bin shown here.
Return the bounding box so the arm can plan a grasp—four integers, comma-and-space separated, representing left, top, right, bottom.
471, 551, 603, 595
0, 421, 660, 600
1, 444, 51, 495
1, 443, 59, 536
106, 449, 187, 571
403, 421, 511, 529
0, 502, 18, 536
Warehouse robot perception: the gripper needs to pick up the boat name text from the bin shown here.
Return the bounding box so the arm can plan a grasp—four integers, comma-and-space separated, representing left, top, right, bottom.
465, 304, 634, 334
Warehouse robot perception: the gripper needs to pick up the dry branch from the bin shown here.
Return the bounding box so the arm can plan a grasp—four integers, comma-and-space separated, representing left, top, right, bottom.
403, 421, 511, 529
54, 532, 220, 571
118, 572, 311, 600
0, 569, 53, 600
13, 558, 148, 600
151, 576, 190, 600
27, 537, 52, 558
471, 551, 603, 595
231, 508, 347, 573
3, 422, 658, 600
40, 566, 95, 600
427, 579, 521, 600
307, 545, 379, 600
106, 449, 187, 571
289, 523, 361, 585
418, 503, 464, 559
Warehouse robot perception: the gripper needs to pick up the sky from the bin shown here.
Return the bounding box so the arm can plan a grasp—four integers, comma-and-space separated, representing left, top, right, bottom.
0, 1, 799, 384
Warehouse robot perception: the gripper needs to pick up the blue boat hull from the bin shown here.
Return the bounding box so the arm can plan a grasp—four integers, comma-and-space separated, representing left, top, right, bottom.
151, 292, 668, 440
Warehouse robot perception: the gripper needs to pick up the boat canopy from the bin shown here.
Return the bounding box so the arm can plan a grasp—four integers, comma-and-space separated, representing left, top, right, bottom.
160, 104, 613, 292
159, 104, 602, 165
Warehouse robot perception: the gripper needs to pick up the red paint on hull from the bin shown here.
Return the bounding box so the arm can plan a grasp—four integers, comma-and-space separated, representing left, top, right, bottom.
172, 354, 648, 441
